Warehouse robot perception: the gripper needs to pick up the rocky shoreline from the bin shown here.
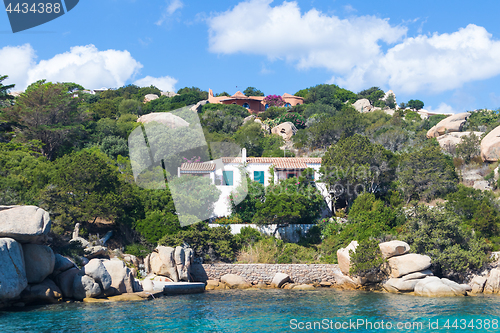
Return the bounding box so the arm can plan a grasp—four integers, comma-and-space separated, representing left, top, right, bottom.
2, 205, 500, 310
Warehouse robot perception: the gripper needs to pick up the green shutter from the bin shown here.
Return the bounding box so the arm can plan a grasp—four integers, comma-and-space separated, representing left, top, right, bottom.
223, 171, 233, 186
254, 171, 264, 184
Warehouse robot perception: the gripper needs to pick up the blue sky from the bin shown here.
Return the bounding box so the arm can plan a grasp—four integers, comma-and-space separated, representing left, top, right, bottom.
2, 0, 500, 114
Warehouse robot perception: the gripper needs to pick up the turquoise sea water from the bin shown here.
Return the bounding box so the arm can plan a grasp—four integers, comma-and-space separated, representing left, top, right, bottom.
1, 289, 500, 332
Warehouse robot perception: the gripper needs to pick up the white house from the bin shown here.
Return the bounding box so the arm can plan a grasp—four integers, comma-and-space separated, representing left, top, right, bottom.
177, 149, 331, 218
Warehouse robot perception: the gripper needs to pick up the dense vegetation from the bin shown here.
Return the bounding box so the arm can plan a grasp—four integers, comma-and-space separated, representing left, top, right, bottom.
0, 76, 498, 280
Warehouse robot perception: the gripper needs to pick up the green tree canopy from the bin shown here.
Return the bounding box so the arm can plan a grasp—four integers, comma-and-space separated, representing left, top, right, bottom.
407, 99, 424, 110
243, 87, 264, 97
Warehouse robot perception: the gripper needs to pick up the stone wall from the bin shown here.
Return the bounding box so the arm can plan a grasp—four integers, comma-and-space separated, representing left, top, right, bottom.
191, 263, 342, 284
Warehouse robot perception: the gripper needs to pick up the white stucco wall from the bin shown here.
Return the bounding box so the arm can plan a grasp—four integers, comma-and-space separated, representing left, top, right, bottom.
208, 223, 318, 243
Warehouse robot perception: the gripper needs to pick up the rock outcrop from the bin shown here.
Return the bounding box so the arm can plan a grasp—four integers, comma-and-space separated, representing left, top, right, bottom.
426, 112, 470, 138
386, 253, 431, 278
436, 132, 483, 151
137, 112, 189, 129
337, 241, 358, 275
73, 274, 101, 300
352, 99, 372, 113
22, 244, 55, 284
143, 94, 159, 102
81, 259, 112, 291
414, 276, 468, 297
0, 206, 51, 243
378, 240, 410, 259
271, 273, 290, 288
220, 274, 251, 289
101, 259, 135, 295
149, 246, 179, 282
0, 238, 27, 300
20, 278, 62, 304
481, 125, 500, 162
271, 122, 297, 141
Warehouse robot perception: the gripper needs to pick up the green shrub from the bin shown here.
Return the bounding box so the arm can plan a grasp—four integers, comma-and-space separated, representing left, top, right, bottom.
349, 238, 385, 277
124, 243, 152, 258
234, 226, 263, 248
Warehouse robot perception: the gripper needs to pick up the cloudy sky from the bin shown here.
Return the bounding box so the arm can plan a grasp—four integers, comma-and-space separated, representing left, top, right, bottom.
1, 0, 500, 113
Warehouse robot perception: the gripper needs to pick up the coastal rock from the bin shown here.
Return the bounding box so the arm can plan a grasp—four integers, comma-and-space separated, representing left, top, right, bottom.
484, 268, 500, 294
122, 254, 140, 268
470, 276, 487, 294
221, 274, 251, 289
378, 240, 410, 259
205, 280, 219, 290
0, 206, 51, 243
332, 274, 358, 290
292, 284, 315, 291
414, 277, 467, 297
271, 122, 297, 141
101, 259, 135, 294
84, 245, 107, 259
0, 238, 27, 300
141, 278, 155, 292
69, 237, 89, 248
82, 259, 112, 291
337, 241, 358, 275
137, 112, 189, 129
401, 270, 433, 281
20, 278, 62, 304
481, 125, 500, 162
150, 246, 179, 282
54, 267, 79, 299
353, 99, 372, 113
174, 246, 189, 282
427, 112, 470, 138
271, 273, 290, 288
73, 274, 101, 300
22, 244, 55, 284
383, 276, 425, 293
52, 254, 77, 276
184, 248, 193, 281
387, 253, 431, 278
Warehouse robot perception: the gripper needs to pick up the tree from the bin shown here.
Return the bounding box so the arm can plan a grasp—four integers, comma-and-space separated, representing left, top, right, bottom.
3, 82, 86, 160
320, 134, 394, 207
455, 132, 481, 163
0, 75, 15, 106
200, 104, 249, 134
358, 87, 384, 105
230, 176, 265, 223
407, 99, 424, 110
243, 87, 264, 97
396, 144, 457, 203
233, 121, 266, 157
385, 93, 396, 109
176, 87, 208, 100
118, 99, 142, 116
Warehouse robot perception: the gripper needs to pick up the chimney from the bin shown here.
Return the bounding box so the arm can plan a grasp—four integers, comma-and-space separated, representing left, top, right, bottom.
241, 148, 247, 164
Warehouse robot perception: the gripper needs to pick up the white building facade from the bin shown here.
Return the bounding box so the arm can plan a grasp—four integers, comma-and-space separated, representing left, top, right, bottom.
178, 149, 331, 218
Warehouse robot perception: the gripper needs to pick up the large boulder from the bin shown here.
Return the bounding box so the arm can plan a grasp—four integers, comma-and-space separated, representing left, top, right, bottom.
174, 246, 188, 282
220, 274, 251, 289
378, 240, 410, 259
101, 259, 135, 294
271, 273, 290, 288
144, 94, 159, 103
427, 112, 470, 138
484, 268, 500, 294
436, 132, 483, 151
20, 278, 62, 304
337, 241, 358, 275
137, 112, 189, 129
0, 206, 51, 243
54, 267, 79, 299
52, 254, 77, 277
82, 259, 112, 291
414, 276, 468, 297
73, 274, 101, 300
271, 122, 297, 141
481, 125, 500, 162
352, 99, 372, 113
0, 238, 27, 300
22, 244, 55, 284
470, 275, 487, 294
149, 246, 179, 282
382, 270, 433, 293
387, 253, 431, 278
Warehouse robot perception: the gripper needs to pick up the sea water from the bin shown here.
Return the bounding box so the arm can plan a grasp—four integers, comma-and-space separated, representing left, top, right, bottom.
1, 289, 499, 332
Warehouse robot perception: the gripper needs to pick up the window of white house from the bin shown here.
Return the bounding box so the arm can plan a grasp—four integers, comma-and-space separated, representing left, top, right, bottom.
285, 103, 291, 107
254, 171, 264, 185
223, 171, 233, 186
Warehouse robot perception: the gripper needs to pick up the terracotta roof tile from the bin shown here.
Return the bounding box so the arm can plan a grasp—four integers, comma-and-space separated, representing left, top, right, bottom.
180, 162, 215, 172
221, 157, 321, 169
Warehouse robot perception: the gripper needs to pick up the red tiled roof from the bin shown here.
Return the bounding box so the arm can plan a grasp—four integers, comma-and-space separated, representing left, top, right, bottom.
180, 162, 215, 172
221, 157, 321, 169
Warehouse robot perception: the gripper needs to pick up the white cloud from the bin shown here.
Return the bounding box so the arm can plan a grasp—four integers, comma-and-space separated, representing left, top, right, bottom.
207, 1, 500, 95
134, 75, 178, 92
0, 44, 144, 90
0, 44, 36, 91
425, 103, 456, 115
156, 0, 184, 26
208, 0, 406, 73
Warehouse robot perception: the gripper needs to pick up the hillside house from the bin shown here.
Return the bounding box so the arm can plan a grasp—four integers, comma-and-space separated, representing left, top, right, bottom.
208, 89, 304, 114
178, 149, 331, 218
